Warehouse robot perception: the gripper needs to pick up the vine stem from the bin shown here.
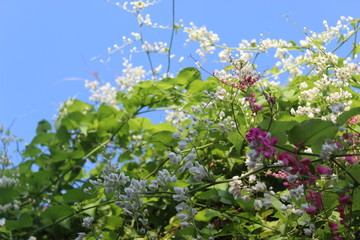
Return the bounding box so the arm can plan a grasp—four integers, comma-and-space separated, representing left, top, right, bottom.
166, 0, 176, 76
331, 157, 360, 186
30, 200, 117, 237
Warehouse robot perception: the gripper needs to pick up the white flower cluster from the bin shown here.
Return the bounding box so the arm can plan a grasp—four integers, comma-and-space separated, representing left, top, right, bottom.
0, 176, 20, 188
115, 57, 146, 91
175, 201, 197, 228
148, 169, 177, 191
165, 109, 189, 125
0, 152, 12, 167
289, 184, 305, 200
189, 161, 209, 182
291, 102, 321, 118
229, 175, 275, 210
141, 41, 168, 54
334, 62, 359, 82
119, 0, 158, 13
184, 22, 220, 57
303, 223, 315, 236
205, 86, 230, 102
0, 200, 21, 212
228, 176, 243, 199
311, 51, 338, 73
85, 80, 118, 107
320, 142, 339, 160
169, 124, 213, 182
259, 38, 293, 53
309, 17, 355, 45
246, 148, 265, 169
254, 193, 273, 210
81, 217, 94, 229
172, 187, 197, 228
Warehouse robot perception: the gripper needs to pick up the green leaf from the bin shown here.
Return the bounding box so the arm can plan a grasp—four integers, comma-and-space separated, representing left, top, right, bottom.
149, 131, 177, 151
23, 145, 41, 158
336, 107, 360, 125
5, 213, 33, 230
196, 189, 218, 201
40, 205, 74, 225
353, 43, 360, 58
173, 67, 202, 88
346, 164, 360, 184
65, 99, 93, 113
288, 119, 338, 147
103, 215, 123, 230
228, 132, 244, 153
128, 117, 152, 132
0, 187, 19, 204
31, 132, 55, 145
194, 209, 222, 222
322, 192, 338, 217
36, 120, 52, 134
178, 67, 201, 82
260, 120, 299, 144
352, 187, 360, 211
62, 187, 97, 203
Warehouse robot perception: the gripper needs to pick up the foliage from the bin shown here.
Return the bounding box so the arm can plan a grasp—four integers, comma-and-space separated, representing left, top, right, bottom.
1, 2, 360, 240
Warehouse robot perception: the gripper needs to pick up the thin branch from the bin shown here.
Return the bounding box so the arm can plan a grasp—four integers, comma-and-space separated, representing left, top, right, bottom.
166, 0, 176, 75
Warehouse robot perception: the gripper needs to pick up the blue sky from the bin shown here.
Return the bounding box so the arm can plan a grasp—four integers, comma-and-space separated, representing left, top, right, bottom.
1, 0, 359, 150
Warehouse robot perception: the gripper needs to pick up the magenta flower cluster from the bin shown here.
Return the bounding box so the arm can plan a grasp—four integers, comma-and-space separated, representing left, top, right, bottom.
246, 127, 278, 159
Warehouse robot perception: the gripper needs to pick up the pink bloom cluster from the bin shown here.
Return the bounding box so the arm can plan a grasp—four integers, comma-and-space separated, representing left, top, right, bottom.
278, 153, 317, 187
215, 66, 260, 90
246, 128, 277, 159
316, 165, 332, 175
245, 92, 263, 115
342, 132, 359, 164
347, 115, 359, 125
264, 170, 288, 179
264, 91, 276, 106
329, 194, 352, 240
338, 194, 351, 226
306, 190, 323, 209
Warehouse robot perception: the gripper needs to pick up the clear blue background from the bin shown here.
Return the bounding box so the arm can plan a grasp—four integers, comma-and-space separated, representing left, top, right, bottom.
1, 0, 359, 149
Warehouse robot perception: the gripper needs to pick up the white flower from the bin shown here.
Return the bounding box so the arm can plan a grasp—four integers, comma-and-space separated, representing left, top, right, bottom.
82, 217, 93, 228
254, 200, 263, 209
286, 174, 298, 183
303, 224, 315, 236
320, 142, 339, 160
175, 202, 188, 212
75, 232, 86, 240
173, 187, 188, 202
252, 181, 267, 192
189, 161, 208, 182
184, 153, 197, 161
176, 213, 189, 222
292, 209, 304, 216
180, 221, 189, 228
178, 141, 188, 150
248, 175, 256, 183
229, 176, 242, 199
241, 195, 251, 202
172, 132, 182, 139
289, 184, 304, 200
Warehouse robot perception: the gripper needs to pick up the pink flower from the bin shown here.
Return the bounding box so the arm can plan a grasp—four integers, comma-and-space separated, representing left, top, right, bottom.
345, 156, 358, 164
316, 165, 332, 175
300, 158, 311, 165
338, 194, 351, 204
333, 237, 344, 240
328, 221, 339, 232
347, 115, 359, 125
305, 206, 316, 215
